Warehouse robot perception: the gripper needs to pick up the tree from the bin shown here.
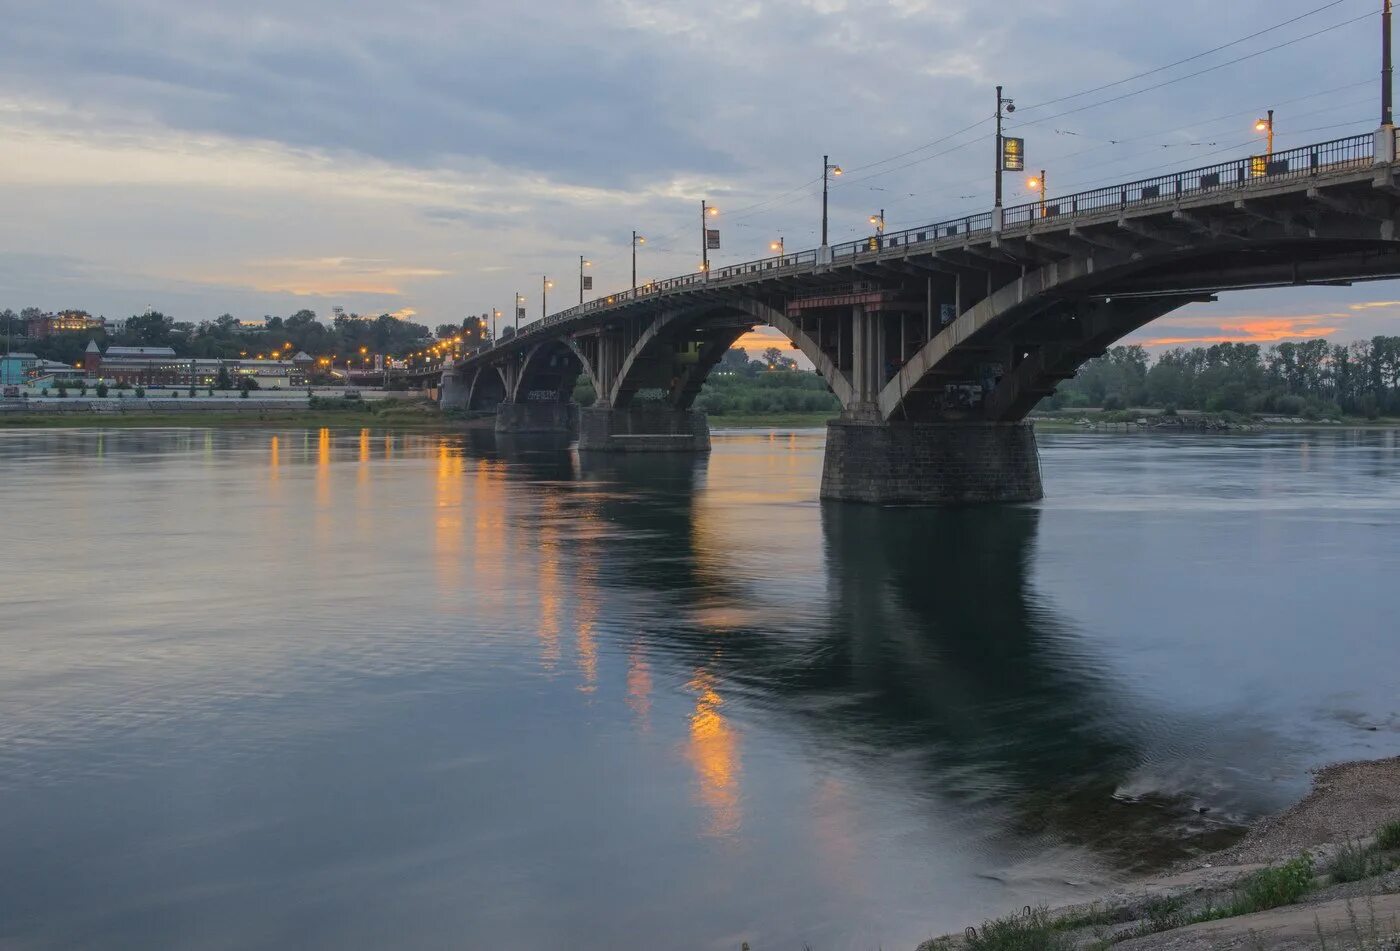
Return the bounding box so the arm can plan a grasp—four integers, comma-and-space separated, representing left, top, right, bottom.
762, 346, 797, 370
123, 311, 175, 346
216, 366, 233, 390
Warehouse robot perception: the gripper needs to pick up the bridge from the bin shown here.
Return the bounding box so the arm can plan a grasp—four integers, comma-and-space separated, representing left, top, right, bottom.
435, 129, 1400, 503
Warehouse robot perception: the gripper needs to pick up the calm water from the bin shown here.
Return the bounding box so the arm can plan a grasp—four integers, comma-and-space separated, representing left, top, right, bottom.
2, 426, 1398, 950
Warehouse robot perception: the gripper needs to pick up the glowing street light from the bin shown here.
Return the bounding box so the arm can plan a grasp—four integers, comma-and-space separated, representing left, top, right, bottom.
868, 209, 885, 251
701, 201, 718, 274
770, 236, 784, 258
1027, 169, 1047, 217
1255, 109, 1274, 156
579, 256, 592, 304
821, 155, 842, 247
542, 275, 554, 319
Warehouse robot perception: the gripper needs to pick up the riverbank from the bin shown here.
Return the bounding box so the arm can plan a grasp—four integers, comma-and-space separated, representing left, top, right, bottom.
0, 401, 837, 431
920, 757, 1400, 951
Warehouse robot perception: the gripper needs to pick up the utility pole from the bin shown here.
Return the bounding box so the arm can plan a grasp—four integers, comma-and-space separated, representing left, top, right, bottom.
578, 255, 590, 304
821, 155, 842, 246
542, 275, 553, 319
515, 291, 523, 336
632, 231, 644, 292
1385, 0, 1394, 127
701, 200, 711, 274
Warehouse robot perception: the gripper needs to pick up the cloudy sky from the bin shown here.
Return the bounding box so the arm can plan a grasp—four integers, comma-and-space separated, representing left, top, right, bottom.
2, 0, 1398, 352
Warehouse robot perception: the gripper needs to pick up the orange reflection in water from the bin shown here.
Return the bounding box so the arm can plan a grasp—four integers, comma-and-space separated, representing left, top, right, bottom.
433, 439, 465, 591
685, 669, 742, 839
267, 435, 279, 481
536, 493, 562, 670
626, 643, 652, 729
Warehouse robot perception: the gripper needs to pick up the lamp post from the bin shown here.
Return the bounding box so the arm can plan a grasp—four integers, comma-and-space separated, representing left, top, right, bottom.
700, 200, 718, 274
632, 231, 645, 292
578, 256, 591, 304
1385, 0, 1394, 127
491, 308, 500, 345
515, 292, 524, 336
542, 275, 554, 319
995, 86, 1016, 209
821, 155, 843, 246
1255, 110, 1275, 157
868, 209, 885, 249
770, 236, 784, 260
1027, 170, 1047, 218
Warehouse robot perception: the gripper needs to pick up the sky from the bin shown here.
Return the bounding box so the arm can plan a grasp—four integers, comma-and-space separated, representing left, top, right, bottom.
2, 0, 1400, 355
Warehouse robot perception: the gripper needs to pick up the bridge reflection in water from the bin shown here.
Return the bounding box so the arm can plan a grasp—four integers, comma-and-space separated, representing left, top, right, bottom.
496, 437, 1242, 870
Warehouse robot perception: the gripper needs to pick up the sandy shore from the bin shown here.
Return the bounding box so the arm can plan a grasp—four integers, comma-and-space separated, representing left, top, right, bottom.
921, 756, 1400, 950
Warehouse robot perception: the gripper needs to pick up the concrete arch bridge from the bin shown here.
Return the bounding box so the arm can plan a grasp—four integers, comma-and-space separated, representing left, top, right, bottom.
441, 132, 1400, 503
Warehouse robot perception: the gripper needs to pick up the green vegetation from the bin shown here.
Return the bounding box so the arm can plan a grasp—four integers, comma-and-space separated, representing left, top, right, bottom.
1327, 839, 1388, 884
1377, 819, 1400, 851
1043, 337, 1400, 420
962, 906, 1073, 951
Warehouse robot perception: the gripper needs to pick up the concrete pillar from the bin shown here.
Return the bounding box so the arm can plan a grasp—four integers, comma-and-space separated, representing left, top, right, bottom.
820, 419, 1043, 504
494, 400, 574, 433
577, 404, 710, 452
440, 368, 468, 410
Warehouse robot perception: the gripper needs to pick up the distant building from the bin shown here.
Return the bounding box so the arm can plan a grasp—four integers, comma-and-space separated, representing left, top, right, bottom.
26, 310, 104, 339
80, 341, 313, 387
1, 352, 38, 385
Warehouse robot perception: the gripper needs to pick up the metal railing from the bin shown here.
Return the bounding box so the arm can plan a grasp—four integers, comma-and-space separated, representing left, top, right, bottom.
478, 133, 1380, 355
1002, 133, 1373, 228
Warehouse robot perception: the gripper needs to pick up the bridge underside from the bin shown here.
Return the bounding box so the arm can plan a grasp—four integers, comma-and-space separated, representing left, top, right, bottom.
441, 161, 1400, 502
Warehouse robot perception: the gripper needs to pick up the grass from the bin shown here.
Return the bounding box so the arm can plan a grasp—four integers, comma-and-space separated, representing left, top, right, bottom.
1329, 838, 1390, 884
962, 906, 1074, 951
1377, 820, 1400, 852
1190, 854, 1316, 923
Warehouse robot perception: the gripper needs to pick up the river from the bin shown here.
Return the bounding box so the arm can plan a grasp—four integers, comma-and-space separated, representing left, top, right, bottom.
1, 426, 1397, 950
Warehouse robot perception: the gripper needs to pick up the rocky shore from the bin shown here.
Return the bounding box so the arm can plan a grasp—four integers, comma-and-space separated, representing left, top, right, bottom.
920, 757, 1400, 951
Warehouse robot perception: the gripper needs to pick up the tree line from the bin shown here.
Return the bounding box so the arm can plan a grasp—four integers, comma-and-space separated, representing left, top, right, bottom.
2, 307, 491, 366
1042, 337, 1400, 418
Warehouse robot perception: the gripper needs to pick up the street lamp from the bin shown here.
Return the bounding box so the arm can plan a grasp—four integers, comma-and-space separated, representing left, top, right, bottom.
821, 155, 842, 246
868, 209, 885, 250
515, 292, 524, 335
632, 231, 645, 292
1385, 0, 1394, 127
701, 201, 718, 274
542, 275, 554, 319
995, 86, 1016, 209
491, 308, 501, 344
770, 236, 784, 259
1255, 109, 1275, 157
579, 256, 591, 304
1027, 170, 1047, 218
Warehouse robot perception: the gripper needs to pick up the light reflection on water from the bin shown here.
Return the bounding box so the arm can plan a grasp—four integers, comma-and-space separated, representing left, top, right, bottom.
0, 426, 1397, 950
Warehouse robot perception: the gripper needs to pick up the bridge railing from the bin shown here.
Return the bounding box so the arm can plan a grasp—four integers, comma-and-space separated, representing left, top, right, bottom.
1001, 133, 1374, 228
472, 132, 1380, 358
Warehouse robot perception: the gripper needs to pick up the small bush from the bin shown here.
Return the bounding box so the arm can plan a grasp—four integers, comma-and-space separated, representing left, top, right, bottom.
239, 389, 249, 399
1377, 820, 1400, 851
95, 382, 109, 397
1329, 839, 1385, 884
965, 906, 1073, 951
135, 386, 145, 397
1226, 854, 1314, 916
54, 387, 67, 398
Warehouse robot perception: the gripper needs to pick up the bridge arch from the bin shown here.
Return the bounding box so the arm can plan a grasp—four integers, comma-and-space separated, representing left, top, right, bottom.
879, 232, 1400, 422
511, 339, 588, 406
466, 364, 509, 411
604, 299, 855, 411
